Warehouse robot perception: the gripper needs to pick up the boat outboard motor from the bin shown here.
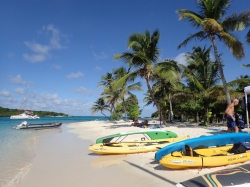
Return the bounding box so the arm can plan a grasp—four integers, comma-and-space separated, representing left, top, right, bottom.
15, 121, 28, 129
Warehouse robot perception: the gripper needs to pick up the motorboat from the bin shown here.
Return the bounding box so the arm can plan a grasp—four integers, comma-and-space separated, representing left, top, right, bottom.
10, 110, 40, 119
13, 121, 62, 129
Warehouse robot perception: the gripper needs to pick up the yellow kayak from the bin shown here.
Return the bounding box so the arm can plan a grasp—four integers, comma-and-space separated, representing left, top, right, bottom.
160, 144, 250, 169
88, 136, 188, 155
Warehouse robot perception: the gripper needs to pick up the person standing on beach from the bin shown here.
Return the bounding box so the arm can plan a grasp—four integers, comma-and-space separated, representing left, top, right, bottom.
225, 99, 239, 132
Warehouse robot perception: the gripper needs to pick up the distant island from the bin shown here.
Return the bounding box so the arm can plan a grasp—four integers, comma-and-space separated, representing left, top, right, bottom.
0, 106, 69, 117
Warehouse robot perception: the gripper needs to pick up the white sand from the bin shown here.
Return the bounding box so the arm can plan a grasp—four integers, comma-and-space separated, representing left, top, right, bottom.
14, 120, 250, 187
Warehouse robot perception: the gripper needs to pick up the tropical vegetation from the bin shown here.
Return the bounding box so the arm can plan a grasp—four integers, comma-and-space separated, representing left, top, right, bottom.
0, 106, 69, 117
91, 0, 250, 125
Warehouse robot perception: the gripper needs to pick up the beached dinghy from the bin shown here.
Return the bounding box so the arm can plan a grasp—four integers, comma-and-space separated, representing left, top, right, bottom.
155, 133, 250, 161
13, 121, 62, 129
96, 129, 178, 144
89, 136, 188, 155
159, 143, 250, 169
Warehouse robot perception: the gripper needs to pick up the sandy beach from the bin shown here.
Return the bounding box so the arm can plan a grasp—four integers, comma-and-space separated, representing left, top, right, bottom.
13, 120, 250, 187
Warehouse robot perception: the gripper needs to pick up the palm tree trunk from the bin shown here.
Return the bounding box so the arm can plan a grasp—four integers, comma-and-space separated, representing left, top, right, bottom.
122, 98, 127, 121
169, 93, 173, 122
144, 77, 168, 126
196, 111, 199, 123
206, 108, 209, 126
101, 110, 109, 119
210, 35, 231, 105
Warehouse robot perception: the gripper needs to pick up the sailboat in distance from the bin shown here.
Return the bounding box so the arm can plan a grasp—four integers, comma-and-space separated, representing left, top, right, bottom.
10, 85, 40, 119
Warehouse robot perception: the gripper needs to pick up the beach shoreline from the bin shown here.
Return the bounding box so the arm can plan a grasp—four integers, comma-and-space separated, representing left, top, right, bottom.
12, 120, 250, 187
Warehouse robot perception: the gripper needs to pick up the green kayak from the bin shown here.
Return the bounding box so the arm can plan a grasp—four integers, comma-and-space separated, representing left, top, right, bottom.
96, 129, 178, 143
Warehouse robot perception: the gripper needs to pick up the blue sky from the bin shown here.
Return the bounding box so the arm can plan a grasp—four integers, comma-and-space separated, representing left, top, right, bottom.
1, 0, 250, 116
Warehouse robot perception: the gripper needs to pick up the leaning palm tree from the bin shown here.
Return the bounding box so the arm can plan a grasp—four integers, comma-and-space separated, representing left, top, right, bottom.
176, 0, 250, 105
114, 30, 163, 123
91, 98, 110, 118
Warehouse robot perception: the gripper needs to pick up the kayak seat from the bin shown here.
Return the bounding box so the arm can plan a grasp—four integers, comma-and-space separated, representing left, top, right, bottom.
185, 145, 228, 157
185, 145, 200, 157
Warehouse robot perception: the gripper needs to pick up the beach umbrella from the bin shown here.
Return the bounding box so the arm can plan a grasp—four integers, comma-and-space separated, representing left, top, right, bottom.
244, 86, 250, 133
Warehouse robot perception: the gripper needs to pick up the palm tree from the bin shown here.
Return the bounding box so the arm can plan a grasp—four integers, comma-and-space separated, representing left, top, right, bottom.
114, 30, 164, 123
98, 71, 117, 113
228, 75, 250, 92
112, 67, 142, 120
98, 68, 142, 120
153, 59, 181, 122
176, 0, 250, 105
97, 72, 113, 88
181, 46, 223, 125
91, 98, 110, 118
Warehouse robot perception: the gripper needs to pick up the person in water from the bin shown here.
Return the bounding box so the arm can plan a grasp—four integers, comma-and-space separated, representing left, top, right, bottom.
225, 99, 239, 132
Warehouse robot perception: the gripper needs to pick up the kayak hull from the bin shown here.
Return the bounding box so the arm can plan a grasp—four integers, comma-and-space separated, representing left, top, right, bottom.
89, 137, 188, 155
155, 133, 250, 161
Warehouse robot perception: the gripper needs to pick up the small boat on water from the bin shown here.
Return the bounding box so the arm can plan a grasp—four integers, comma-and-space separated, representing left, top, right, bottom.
13, 121, 62, 129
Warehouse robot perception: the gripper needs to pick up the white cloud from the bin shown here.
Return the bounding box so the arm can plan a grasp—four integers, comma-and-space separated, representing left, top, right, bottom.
175, 53, 187, 66
8, 52, 15, 58
24, 41, 50, 54
52, 64, 62, 69
95, 66, 101, 70
45, 24, 64, 50
72, 86, 92, 95
0, 89, 92, 115
210, 52, 215, 61
67, 71, 84, 78
14, 88, 25, 94
9, 75, 27, 85
23, 53, 47, 63
0, 89, 11, 97
93, 52, 108, 60
23, 24, 67, 63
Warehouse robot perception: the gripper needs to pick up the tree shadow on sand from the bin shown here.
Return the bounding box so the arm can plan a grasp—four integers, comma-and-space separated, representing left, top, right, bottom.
102, 124, 131, 129
123, 160, 176, 185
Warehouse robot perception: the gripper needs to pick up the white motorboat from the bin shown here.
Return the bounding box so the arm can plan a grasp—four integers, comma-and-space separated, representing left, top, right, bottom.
10, 85, 40, 120
13, 121, 62, 129
10, 110, 40, 119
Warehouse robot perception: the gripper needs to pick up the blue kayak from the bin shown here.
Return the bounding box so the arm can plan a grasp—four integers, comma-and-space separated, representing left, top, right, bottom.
155, 133, 250, 161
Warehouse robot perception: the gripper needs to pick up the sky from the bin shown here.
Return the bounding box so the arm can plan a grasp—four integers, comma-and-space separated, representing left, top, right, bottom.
1, 0, 250, 117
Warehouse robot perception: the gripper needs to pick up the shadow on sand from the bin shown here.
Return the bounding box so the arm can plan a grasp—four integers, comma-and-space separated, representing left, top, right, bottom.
123, 160, 176, 185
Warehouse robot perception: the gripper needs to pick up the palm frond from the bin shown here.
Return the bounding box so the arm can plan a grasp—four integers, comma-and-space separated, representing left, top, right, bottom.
112, 70, 139, 91
246, 29, 250, 44
222, 11, 250, 32
176, 9, 203, 28
177, 31, 206, 49
220, 31, 244, 59
242, 64, 250, 68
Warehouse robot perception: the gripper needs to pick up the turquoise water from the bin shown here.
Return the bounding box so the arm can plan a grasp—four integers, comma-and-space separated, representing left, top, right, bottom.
0, 116, 107, 187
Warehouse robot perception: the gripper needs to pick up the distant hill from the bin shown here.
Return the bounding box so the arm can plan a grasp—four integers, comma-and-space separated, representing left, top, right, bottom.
0, 106, 69, 117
